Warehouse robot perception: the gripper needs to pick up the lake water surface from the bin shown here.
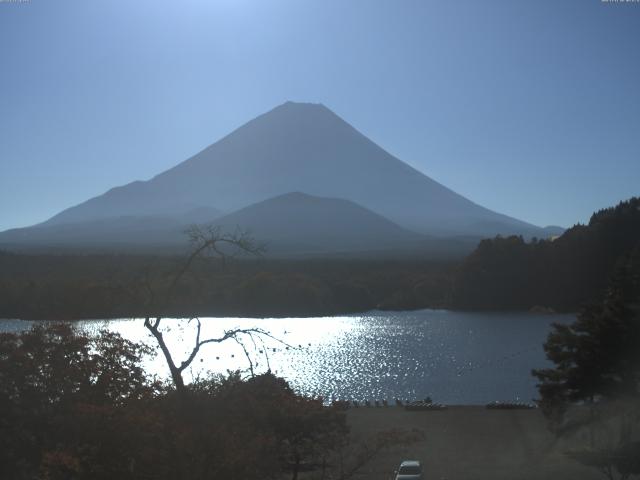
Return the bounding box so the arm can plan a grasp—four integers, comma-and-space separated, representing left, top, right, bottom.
0, 310, 573, 404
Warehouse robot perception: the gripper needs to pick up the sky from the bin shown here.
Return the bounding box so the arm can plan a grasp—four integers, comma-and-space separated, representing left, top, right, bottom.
0, 0, 639, 232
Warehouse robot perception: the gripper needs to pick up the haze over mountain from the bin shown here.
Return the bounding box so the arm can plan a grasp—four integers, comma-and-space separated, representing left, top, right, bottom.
0, 192, 478, 257
0, 215, 188, 250
212, 192, 474, 257
0, 102, 563, 255
0, 206, 221, 250
39, 102, 552, 235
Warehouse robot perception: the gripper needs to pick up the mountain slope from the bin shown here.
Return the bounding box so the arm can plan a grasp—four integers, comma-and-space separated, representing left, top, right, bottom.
41, 101, 546, 237
0, 216, 187, 248
0, 207, 223, 251
212, 192, 425, 254
0, 192, 477, 257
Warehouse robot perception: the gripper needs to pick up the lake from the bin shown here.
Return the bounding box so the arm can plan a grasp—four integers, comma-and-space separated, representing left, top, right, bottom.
0, 309, 573, 405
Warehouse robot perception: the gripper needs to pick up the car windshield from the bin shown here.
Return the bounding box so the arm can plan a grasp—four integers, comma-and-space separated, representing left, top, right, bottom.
399, 466, 421, 475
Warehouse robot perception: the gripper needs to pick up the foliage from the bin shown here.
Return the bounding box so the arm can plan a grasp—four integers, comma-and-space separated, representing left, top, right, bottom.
532, 251, 640, 418
186, 372, 349, 480
0, 323, 160, 480
532, 249, 640, 480
453, 197, 640, 311
0, 253, 455, 319
0, 324, 348, 480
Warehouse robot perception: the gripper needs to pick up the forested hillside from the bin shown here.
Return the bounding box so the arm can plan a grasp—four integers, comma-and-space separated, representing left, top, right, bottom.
0, 253, 454, 320
452, 197, 640, 311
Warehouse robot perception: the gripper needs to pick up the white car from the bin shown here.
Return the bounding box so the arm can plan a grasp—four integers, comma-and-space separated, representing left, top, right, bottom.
394, 460, 423, 480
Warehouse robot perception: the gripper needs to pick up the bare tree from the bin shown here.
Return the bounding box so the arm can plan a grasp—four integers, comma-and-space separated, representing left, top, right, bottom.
142, 225, 273, 394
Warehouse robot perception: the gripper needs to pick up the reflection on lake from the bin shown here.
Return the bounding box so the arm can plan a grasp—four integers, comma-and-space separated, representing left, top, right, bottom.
1, 310, 573, 404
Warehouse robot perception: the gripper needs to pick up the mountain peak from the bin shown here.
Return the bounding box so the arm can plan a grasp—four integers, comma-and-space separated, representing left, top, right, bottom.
279, 100, 327, 109
264, 100, 335, 122
31, 102, 543, 239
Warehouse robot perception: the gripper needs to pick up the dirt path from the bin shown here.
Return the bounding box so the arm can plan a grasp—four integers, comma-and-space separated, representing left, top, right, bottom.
345, 406, 600, 480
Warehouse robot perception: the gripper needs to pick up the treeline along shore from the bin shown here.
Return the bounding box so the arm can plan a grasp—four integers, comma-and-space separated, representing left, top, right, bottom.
1, 197, 638, 320
452, 197, 640, 311
0, 254, 455, 320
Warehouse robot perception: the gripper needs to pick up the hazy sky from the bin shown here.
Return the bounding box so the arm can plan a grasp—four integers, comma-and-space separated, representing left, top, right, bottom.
1, 0, 639, 232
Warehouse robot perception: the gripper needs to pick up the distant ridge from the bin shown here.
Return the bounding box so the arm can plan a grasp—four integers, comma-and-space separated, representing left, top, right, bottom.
37, 102, 548, 237
0, 101, 561, 254
211, 192, 425, 255
0, 207, 222, 250
0, 192, 479, 258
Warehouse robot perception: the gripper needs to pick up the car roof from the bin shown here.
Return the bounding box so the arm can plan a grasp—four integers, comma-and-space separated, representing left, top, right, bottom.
400, 460, 421, 467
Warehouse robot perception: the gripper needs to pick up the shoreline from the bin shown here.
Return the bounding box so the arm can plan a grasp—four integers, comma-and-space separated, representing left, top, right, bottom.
0, 306, 574, 322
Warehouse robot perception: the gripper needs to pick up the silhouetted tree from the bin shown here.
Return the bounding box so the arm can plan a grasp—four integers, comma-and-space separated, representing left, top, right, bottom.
0, 323, 160, 480
453, 197, 640, 312
0, 324, 349, 480
532, 250, 640, 480
533, 253, 640, 418
142, 225, 277, 394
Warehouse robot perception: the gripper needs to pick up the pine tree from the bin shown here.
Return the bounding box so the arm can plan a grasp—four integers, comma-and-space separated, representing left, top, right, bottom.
533, 248, 640, 421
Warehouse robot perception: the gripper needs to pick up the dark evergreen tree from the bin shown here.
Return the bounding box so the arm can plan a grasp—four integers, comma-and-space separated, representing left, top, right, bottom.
453, 197, 640, 311
532, 250, 640, 479
533, 250, 640, 416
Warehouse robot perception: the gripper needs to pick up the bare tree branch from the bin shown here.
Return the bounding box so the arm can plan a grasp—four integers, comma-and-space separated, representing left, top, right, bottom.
233, 334, 255, 377
140, 224, 275, 394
